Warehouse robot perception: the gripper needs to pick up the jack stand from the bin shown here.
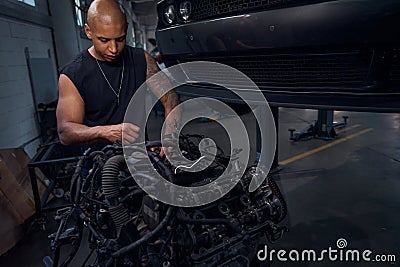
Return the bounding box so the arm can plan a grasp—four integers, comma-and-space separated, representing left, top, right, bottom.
289, 110, 348, 141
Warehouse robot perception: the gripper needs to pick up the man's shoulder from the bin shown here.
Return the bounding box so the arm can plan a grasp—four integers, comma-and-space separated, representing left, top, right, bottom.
123, 46, 146, 69
59, 50, 89, 74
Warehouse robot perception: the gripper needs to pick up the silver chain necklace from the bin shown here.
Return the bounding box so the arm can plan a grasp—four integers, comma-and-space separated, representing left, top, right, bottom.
95, 58, 124, 105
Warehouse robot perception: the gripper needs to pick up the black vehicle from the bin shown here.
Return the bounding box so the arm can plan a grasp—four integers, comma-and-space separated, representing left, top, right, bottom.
156, 0, 400, 112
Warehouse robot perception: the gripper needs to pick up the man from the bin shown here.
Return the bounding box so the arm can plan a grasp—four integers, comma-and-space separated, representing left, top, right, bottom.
56, 0, 179, 150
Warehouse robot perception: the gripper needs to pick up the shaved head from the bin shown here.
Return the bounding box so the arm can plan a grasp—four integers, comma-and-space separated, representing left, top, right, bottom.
84, 0, 128, 62
87, 0, 127, 30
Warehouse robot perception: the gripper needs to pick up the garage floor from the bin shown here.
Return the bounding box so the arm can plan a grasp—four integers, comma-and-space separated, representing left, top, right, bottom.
0, 108, 399, 267
272, 109, 400, 267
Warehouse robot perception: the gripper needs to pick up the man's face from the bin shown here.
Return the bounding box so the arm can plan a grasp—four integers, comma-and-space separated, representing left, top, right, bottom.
85, 19, 127, 62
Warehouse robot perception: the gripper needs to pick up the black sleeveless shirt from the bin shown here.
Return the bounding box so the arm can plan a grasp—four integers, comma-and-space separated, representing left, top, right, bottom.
60, 46, 147, 128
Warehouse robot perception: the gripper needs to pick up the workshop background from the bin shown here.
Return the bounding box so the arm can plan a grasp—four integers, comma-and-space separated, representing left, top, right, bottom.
0, 0, 158, 256
0, 0, 399, 267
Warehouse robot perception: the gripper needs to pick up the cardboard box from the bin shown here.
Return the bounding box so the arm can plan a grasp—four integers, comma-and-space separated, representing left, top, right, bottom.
0, 190, 24, 255
0, 148, 46, 255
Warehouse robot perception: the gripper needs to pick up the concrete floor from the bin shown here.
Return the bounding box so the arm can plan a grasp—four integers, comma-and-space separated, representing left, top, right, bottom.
273, 109, 400, 267
0, 108, 399, 267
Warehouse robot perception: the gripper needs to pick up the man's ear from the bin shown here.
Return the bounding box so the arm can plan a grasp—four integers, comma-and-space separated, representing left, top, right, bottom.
84, 23, 92, 40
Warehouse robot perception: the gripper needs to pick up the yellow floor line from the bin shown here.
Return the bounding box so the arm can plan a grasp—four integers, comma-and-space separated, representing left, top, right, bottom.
335, 124, 361, 134
279, 128, 373, 166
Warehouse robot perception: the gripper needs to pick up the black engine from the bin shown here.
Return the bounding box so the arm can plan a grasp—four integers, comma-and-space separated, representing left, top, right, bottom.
46, 134, 287, 267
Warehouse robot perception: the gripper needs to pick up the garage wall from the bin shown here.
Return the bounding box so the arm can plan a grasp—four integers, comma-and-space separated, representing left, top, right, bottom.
49, 0, 92, 67
0, 0, 142, 157
145, 28, 156, 51
0, 0, 57, 157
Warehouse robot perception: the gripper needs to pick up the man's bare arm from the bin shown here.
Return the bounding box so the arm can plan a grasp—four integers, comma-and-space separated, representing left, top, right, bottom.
56, 74, 140, 146
144, 51, 180, 136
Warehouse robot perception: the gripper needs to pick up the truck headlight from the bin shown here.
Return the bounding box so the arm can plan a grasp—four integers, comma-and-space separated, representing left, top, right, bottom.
164, 5, 176, 24
179, 1, 192, 21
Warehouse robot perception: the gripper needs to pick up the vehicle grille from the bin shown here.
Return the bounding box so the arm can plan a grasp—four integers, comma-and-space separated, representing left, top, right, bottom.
189, 0, 331, 22
388, 49, 400, 82
182, 51, 373, 88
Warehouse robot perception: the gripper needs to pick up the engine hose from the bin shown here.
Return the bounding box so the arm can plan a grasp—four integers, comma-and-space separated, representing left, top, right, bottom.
80, 161, 98, 195
158, 220, 175, 257
147, 152, 175, 182
60, 220, 84, 267
74, 175, 82, 204
120, 189, 144, 203
110, 206, 176, 260
145, 140, 162, 148
50, 246, 60, 267
101, 144, 122, 153
80, 152, 104, 194
69, 156, 85, 204
145, 140, 175, 149
102, 155, 130, 233
267, 175, 287, 222
176, 215, 242, 234
70, 150, 103, 204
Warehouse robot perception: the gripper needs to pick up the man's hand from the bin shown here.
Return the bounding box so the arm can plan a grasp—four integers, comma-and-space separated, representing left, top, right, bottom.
150, 137, 176, 159
122, 123, 141, 144
150, 146, 175, 161
158, 146, 174, 158
103, 123, 141, 144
